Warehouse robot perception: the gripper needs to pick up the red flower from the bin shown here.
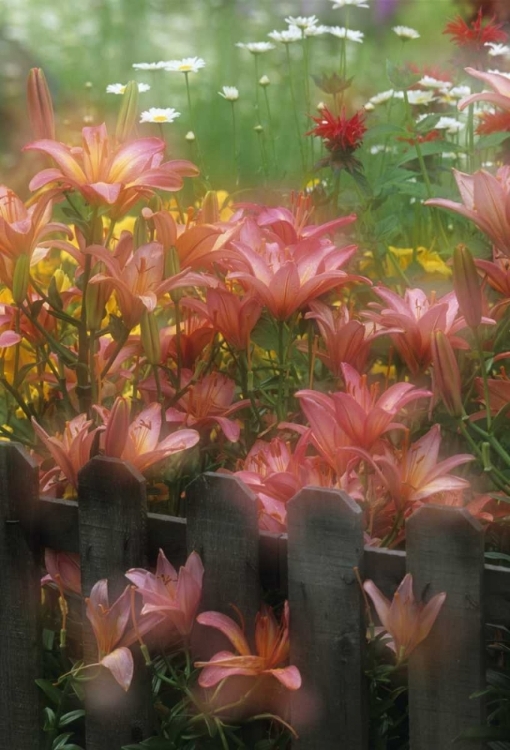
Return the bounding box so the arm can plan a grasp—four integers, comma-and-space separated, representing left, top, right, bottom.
307, 106, 366, 154
443, 9, 507, 50
477, 110, 510, 135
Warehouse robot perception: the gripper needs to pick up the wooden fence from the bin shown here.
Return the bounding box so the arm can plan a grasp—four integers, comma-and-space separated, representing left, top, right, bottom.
1, 440, 510, 749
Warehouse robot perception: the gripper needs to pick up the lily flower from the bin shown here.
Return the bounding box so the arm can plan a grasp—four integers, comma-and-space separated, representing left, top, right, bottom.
228, 232, 365, 321
126, 549, 203, 639
32, 414, 104, 491
195, 601, 301, 691
425, 167, 510, 257
86, 240, 212, 330
363, 573, 446, 662
41, 549, 82, 596
181, 287, 262, 350
24, 122, 199, 218
97, 401, 200, 473
165, 371, 250, 442
458, 67, 510, 114
364, 286, 471, 374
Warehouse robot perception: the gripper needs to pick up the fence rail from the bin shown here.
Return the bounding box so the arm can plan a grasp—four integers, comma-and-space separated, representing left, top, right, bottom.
1, 441, 509, 749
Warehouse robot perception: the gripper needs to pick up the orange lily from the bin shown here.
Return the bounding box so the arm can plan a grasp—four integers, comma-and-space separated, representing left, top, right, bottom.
24, 123, 199, 218
195, 601, 301, 691
363, 573, 446, 662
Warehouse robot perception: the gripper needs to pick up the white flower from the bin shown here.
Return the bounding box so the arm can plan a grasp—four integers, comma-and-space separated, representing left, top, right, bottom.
488, 69, 510, 80
285, 15, 318, 29
268, 27, 302, 44
406, 89, 436, 106
140, 107, 181, 124
364, 102, 375, 111
330, 0, 369, 8
419, 76, 451, 90
164, 57, 206, 73
236, 42, 275, 54
219, 86, 239, 101
106, 82, 150, 95
439, 84, 471, 104
259, 75, 270, 87
132, 61, 168, 70
369, 89, 395, 105
485, 43, 510, 58
441, 152, 458, 160
328, 26, 364, 43
370, 144, 386, 154
304, 24, 330, 37
435, 116, 465, 134
185, 131, 196, 141
392, 26, 420, 40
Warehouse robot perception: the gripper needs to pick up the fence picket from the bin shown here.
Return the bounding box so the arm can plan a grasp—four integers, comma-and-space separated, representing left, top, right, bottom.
78, 456, 150, 750
406, 505, 485, 750
0, 442, 42, 749
287, 487, 367, 749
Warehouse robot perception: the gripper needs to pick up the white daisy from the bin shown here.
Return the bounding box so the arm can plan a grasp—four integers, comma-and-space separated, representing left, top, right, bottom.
285, 15, 318, 29
140, 107, 181, 124
419, 76, 451, 90
485, 43, 510, 58
328, 26, 364, 43
268, 27, 302, 44
106, 82, 150, 95
304, 25, 330, 37
392, 26, 420, 40
439, 84, 471, 104
219, 86, 239, 101
164, 57, 206, 73
370, 145, 386, 154
406, 89, 436, 106
369, 89, 395, 105
236, 42, 275, 54
435, 116, 465, 134
330, 0, 369, 8
132, 61, 168, 70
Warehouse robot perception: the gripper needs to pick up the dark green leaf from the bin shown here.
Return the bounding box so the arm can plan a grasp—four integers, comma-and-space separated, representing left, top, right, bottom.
58, 709, 86, 728
386, 60, 420, 90
37, 679, 62, 706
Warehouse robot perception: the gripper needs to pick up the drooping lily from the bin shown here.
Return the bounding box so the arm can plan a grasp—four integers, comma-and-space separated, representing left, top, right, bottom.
458, 67, 510, 114
41, 549, 82, 596
195, 601, 301, 691
363, 573, 446, 663
24, 122, 199, 218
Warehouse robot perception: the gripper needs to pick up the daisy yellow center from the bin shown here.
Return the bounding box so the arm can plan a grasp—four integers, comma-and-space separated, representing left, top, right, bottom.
153, 115, 169, 122
179, 64, 193, 71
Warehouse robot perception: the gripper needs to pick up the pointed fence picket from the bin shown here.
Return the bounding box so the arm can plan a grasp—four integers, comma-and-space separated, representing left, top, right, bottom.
1, 440, 509, 749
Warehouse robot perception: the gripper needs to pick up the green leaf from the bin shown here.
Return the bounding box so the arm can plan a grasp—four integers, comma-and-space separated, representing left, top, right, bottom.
36, 679, 62, 706
476, 132, 510, 150
396, 140, 463, 166
52, 733, 73, 750
43, 706, 57, 730
485, 551, 510, 564
454, 726, 510, 742
386, 60, 420, 90
58, 709, 86, 728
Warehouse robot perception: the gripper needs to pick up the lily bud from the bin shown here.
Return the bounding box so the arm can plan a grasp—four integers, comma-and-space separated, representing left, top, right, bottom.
104, 397, 130, 458
452, 245, 482, 329
115, 80, 139, 143
201, 191, 220, 224
165, 246, 181, 279
27, 68, 55, 140
431, 330, 463, 418
85, 278, 108, 331
133, 215, 148, 250
12, 254, 31, 304
140, 310, 161, 365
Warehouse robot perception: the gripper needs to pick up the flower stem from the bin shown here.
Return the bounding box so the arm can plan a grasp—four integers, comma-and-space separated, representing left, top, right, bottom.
285, 44, 306, 176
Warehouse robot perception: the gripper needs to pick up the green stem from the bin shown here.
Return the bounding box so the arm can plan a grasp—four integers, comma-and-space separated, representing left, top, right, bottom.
230, 101, 239, 187
263, 86, 278, 172
285, 44, 306, 175
474, 328, 491, 432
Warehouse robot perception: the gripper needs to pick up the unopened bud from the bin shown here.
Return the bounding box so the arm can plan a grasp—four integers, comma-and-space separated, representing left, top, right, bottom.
140, 310, 161, 365
116, 80, 139, 143
185, 131, 196, 142
201, 191, 220, 224
317, 101, 326, 111
431, 330, 463, 418
104, 396, 130, 458
254, 124, 263, 133
12, 253, 31, 304
133, 215, 148, 250
259, 75, 270, 87
165, 246, 181, 279
27, 68, 55, 140
85, 277, 108, 331
453, 245, 482, 329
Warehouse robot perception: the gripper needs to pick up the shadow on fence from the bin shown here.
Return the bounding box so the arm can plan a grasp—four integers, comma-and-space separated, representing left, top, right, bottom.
1, 441, 509, 749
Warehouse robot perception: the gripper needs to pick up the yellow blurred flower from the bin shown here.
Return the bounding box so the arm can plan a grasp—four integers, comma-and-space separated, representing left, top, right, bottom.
387, 246, 451, 278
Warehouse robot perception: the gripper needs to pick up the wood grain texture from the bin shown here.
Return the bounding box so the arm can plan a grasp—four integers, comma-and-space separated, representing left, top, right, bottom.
78, 456, 150, 750
0, 443, 42, 749
287, 487, 367, 749
407, 505, 485, 750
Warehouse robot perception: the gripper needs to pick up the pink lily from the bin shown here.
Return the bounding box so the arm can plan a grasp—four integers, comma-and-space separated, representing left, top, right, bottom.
425, 167, 510, 257
41, 549, 81, 596
97, 401, 200, 473
32, 414, 104, 491
165, 371, 250, 442
458, 67, 510, 114
363, 573, 446, 662
24, 123, 198, 218
195, 601, 301, 691
126, 549, 204, 639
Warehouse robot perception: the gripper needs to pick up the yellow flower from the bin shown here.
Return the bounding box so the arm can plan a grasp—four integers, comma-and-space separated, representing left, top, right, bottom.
387, 246, 451, 278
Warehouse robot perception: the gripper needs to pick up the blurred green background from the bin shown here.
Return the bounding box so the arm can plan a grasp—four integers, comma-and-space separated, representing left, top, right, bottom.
0, 0, 463, 193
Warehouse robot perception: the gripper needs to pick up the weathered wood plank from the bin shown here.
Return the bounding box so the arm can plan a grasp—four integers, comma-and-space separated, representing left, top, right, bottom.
78, 456, 150, 750
407, 505, 485, 750
186, 473, 260, 652
0, 443, 42, 749
287, 487, 367, 749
